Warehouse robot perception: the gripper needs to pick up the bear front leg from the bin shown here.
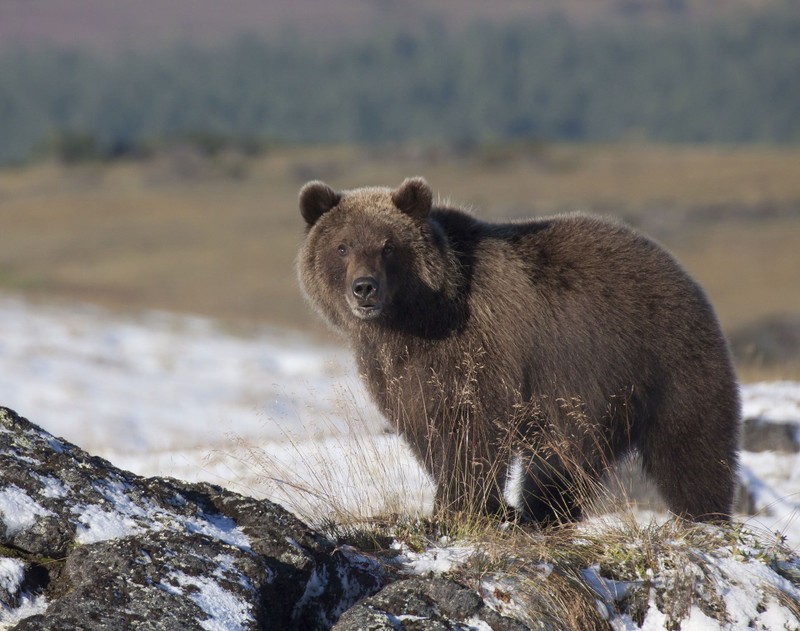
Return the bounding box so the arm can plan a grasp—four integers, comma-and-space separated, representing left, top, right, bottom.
517, 452, 585, 525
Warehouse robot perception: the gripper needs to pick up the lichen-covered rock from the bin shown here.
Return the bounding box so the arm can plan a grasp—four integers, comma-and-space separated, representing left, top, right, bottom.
13, 531, 270, 630
0, 407, 383, 629
332, 577, 529, 631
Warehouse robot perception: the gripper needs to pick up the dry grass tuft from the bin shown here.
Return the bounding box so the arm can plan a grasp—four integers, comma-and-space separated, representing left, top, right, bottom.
442, 514, 800, 629
235, 382, 432, 527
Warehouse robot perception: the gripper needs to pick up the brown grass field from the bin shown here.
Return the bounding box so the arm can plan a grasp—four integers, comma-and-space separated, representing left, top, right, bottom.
1, 143, 798, 379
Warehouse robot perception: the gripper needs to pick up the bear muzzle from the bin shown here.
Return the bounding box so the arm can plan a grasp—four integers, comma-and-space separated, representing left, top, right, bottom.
350, 276, 384, 319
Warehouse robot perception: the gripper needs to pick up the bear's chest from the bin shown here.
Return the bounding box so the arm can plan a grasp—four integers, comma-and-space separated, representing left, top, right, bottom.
354, 334, 519, 426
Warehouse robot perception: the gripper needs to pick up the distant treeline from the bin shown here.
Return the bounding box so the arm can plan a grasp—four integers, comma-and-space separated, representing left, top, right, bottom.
1, 4, 799, 163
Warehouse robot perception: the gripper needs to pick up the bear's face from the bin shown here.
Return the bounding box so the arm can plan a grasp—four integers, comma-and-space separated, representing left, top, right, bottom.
297, 178, 442, 332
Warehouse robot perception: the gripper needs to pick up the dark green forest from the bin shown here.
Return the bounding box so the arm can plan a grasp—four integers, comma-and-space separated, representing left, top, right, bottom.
1, 4, 799, 163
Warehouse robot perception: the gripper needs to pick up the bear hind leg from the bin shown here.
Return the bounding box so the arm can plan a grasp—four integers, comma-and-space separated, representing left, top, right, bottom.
640, 412, 738, 522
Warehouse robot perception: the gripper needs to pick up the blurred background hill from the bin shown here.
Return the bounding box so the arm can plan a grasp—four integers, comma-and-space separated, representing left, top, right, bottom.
0, 0, 798, 378
0, 0, 786, 51
1, 0, 799, 162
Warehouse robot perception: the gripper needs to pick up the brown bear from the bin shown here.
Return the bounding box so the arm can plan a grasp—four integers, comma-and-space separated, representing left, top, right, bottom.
296, 177, 740, 523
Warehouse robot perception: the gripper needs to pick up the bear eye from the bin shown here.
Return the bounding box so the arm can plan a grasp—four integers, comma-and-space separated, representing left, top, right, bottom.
383, 242, 395, 257
337, 244, 348, 256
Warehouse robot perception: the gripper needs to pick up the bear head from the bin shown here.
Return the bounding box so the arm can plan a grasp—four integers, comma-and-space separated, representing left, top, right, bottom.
297, 177, 456, 333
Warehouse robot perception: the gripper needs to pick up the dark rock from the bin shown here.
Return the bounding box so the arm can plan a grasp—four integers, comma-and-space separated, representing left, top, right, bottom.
15, 531, 269, 631
734, 481, 758, 516
332, 577, 529, 630
0, 407, 383, 629
741, 417, 800, 453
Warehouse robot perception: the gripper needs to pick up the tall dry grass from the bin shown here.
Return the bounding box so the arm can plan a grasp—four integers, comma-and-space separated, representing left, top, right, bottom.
243, 350, 642, 535
234, 382, 433, 527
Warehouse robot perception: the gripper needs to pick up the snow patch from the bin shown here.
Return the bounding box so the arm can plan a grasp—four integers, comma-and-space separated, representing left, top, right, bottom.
0, 293, 380, 458
465, 616, 495, 631
45, 436, 65, 454
0, 558, 48, 630
160, 569, 255, 631
0, 558, 25, 595
742, 381, 800, 425
32, 474, 69, 499
583, 542, 800, 630
183, 513, 251, 550
71, 478, 151, 544
711, 554, 800, 626
394, 541, 474, 575
66, 480, 250, 550
0, 485, 53, 536
292, 565, 330, 624
73, 503, 145, 544
739, 451, 800, 550
0, 593, 49, 629
69, 477, 252, 549
582, 565, 640, 604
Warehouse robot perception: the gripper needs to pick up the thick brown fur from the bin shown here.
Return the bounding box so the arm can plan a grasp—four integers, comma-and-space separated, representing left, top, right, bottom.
296, 177, 740, 524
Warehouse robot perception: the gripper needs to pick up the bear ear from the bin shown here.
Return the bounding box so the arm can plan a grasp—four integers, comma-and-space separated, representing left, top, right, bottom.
392, 177, 432, 221
299, 181, 340, 227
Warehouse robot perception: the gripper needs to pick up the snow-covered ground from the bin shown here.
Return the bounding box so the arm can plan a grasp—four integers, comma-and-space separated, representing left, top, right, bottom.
0, 293, 431, 523
0, 292, 798, 548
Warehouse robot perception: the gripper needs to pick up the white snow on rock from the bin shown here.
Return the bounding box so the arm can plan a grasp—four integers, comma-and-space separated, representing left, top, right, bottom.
183, 512, 251, 550
159, 564, 256, 631
0, 558, 25, 597
0, 558, 49, 629
70, 478, 252, 548
73, 502, 146, 545
0, 485, 53, 536
32, 474, 69, 499
393, 541, 475, 576
0, 593, 48, 629
600, 552, 800, 630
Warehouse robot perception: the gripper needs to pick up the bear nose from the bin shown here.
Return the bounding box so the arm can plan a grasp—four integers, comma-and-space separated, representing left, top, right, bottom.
352, 276, 379, 303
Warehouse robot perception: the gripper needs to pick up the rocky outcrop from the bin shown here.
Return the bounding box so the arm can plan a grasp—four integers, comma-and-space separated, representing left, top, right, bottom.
0, 406, 536, 630
0, 407, 383, 630
332, 577, 528, 631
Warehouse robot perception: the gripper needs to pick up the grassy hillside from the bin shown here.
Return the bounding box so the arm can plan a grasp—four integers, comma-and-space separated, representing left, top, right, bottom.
1, 142, 798, 378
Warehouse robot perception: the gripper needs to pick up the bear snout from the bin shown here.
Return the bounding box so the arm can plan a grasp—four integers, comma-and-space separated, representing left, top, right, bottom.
352, 276, 379, 303
351, 276, 383, 318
